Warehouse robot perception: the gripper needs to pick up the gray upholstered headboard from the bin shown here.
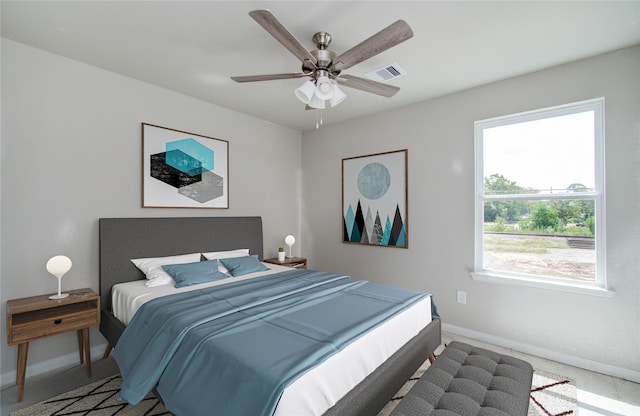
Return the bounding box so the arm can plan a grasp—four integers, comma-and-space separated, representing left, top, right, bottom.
98, 217, 263, 314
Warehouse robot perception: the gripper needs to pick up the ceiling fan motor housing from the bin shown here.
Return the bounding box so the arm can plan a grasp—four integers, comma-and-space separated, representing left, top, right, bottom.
307, 50, 339, 79
302, 32, 339, 79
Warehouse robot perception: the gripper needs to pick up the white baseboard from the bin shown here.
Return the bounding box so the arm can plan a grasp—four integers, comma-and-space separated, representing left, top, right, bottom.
0, 342, 110, 389
442, 323, 640, 384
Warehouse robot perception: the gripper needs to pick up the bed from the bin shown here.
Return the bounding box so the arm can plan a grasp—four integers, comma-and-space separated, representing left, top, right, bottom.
99, 217, 441, 416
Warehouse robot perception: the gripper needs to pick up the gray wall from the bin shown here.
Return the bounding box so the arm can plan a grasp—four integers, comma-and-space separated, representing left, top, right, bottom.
302, 46, 640, 381
0, 39, 303, 384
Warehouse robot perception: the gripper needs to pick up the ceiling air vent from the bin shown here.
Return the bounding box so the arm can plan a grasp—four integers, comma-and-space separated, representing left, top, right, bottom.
364, 63, 407, 82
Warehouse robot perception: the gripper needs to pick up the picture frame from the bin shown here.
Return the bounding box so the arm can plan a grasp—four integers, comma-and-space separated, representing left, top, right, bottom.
342, 149, 408, 248
142, 123, 229, 209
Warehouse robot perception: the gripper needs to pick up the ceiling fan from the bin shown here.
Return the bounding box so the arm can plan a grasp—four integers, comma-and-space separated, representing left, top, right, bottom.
231, 9, 413, 111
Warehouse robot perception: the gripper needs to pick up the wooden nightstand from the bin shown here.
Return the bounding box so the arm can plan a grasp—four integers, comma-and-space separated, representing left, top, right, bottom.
6, 288, 100, 402
263, 257, 307, 269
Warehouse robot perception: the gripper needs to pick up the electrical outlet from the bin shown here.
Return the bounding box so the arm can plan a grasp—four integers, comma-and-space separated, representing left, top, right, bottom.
456, 290, 467, 304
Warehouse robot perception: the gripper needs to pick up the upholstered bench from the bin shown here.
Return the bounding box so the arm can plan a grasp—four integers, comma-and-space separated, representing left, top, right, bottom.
390, 341, 533, 416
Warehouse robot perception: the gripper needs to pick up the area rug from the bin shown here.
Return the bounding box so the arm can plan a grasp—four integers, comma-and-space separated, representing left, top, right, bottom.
11, 367, 578, 416
528, 370, 579, 416
9, 375, 172, 416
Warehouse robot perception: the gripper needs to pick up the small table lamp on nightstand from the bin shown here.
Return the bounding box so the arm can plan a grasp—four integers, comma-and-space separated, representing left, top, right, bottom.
46, 255, 72, 299
285, 235, 295, 258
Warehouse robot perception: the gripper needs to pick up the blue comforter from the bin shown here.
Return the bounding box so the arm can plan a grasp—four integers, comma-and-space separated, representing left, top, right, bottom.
113, 269, 429, 416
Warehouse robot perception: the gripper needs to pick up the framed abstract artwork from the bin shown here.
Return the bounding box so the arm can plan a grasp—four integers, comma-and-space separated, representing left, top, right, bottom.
142, 123, 229, 208
342, 149, 408, 248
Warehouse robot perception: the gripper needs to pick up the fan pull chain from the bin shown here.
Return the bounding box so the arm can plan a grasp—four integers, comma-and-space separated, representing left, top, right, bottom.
316, 109, 324, 129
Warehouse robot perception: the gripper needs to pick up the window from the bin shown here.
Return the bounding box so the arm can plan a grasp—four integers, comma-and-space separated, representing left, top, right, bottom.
473, 98, 608, 294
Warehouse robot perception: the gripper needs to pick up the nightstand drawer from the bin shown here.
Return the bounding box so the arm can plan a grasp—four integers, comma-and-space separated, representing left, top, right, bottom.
8, 301, 99, 345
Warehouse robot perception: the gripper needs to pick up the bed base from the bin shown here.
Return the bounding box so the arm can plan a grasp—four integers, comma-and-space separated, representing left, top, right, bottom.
324, 317, 440, 416
100, 310, 124, 358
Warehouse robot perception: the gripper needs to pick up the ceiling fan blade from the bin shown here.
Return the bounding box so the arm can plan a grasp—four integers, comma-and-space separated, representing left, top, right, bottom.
231, 73, 308, 82
336, 74, 400, 97
249, 10, 317, 65
332, 20, 413, 72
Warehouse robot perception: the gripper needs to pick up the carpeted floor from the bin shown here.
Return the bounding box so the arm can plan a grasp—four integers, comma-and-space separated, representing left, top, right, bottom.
10, 363, 578, 416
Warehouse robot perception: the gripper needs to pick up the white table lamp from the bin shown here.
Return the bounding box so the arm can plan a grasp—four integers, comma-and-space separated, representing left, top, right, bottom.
46, 255, 72, 299
284, 235, 295, 258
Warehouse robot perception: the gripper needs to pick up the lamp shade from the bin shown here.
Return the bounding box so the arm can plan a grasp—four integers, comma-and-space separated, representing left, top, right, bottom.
46, 255, 72, 278
294, 80, 316, 104
314, 76, 334, 100
285, 235, 295, 246
308, 93, 326, 109
285, 235, 295, 257
329, 82, 347, 107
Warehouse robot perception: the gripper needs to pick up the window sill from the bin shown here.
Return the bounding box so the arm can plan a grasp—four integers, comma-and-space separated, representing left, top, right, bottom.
470, 271, 614, 298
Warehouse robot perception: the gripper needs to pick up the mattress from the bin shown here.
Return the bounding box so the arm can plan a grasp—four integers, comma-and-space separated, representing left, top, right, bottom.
112, 264, 432, 416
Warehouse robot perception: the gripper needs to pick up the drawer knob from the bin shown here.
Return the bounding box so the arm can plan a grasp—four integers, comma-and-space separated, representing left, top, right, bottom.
54, 319, 62, 325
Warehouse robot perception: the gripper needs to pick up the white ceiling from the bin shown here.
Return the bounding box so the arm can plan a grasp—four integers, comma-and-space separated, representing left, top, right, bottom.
2, 1, 639, 131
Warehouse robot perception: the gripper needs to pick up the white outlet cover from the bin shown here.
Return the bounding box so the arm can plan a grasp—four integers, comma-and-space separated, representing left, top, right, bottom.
457, 290, 467, 304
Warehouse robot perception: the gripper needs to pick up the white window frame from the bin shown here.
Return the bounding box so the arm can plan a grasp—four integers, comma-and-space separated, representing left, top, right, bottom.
471, 98, 611, 297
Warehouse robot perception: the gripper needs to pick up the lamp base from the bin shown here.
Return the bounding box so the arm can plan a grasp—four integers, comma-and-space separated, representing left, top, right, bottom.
49, 293, 69, 300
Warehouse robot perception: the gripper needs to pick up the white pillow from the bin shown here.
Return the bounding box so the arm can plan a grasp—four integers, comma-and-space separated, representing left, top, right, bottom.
131, 253, 201, 287
201, 249, 249, 274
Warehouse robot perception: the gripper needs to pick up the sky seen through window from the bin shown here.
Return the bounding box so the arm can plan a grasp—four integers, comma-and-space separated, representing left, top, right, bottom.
483, 111, 595, 192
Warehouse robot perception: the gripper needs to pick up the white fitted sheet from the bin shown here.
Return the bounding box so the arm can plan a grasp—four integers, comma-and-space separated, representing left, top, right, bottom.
112, 265, 432, 416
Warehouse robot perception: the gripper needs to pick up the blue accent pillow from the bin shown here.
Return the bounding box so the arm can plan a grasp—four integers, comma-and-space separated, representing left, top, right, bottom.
218, 255, 268, 277
162, 260, 229, 288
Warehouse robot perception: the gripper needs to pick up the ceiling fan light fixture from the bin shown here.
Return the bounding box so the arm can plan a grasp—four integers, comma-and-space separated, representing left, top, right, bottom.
294, 79, 316, 104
